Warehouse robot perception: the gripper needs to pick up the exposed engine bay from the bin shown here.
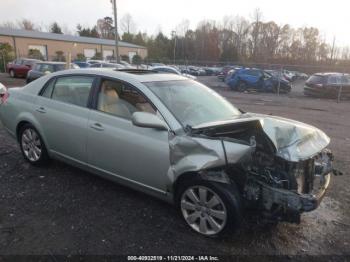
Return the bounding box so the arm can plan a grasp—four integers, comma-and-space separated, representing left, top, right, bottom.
170, 113, 340, 223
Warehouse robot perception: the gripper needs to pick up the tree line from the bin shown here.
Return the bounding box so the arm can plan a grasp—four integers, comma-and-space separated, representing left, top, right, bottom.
1, 11, 350, 66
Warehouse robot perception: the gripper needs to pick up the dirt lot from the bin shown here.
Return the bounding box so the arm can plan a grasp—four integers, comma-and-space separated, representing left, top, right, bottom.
0, 73, 349, 258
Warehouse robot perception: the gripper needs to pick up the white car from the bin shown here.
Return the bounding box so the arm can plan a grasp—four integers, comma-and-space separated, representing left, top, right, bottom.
151, 66, 197, 80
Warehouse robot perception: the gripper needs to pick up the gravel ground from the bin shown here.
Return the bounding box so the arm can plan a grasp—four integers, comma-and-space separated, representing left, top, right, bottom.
0, 73, 349, 257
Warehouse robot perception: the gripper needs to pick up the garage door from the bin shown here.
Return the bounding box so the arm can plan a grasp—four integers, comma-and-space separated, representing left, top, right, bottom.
28, 45, 47, 60
128, 52, 137, 62
103, 50, 114, 60
84, 49, 96, 59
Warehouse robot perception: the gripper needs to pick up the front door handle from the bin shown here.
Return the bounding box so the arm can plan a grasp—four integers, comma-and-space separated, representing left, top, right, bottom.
90, 122, 104, 131
36, 106, 46, 113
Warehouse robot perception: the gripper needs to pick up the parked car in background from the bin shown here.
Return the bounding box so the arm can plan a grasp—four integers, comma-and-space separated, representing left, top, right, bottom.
73, 61, 91, 68
217, 66, 237, 81
294, 71, 309, 80
225, 68, 291, 93
89, 62, 125, 69
118, 61, 134, 68
182, 66, 206, 76
283, 70, 297, 82
0, 69, 337, 237
86, 60, 104, 65
6, 58, 41, 78
26, 62, 80, 83
204, 67, 222, 76
304, 73, 350, 98
151, 66, 197, 80
108, 60, 134, 69
265, 70, 290, 82
149, 62, 165, 67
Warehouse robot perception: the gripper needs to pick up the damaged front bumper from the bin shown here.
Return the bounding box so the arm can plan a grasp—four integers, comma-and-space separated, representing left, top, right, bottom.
259, 172, 331, 216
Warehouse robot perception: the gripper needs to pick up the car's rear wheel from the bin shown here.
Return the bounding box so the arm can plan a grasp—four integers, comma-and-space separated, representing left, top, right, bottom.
19, 124, 49, 166
176, 178, 242, 237
9, 70, 15, 78
237, 81, 247, 92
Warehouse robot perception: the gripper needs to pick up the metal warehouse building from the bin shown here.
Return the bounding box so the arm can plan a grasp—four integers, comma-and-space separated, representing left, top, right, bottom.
0, 27, 147, 61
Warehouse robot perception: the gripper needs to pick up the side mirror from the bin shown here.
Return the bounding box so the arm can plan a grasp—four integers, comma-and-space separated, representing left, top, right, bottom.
131, 112, 168, 131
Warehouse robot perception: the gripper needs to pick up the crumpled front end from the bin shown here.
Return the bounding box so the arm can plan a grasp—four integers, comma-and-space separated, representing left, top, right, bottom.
169, 113, 338, 223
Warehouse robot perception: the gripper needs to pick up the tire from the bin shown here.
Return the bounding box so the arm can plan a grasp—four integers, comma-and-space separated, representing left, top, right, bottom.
236, 81, 247, 92
9, 70, 15, 78
175, 177, 242, 238
19, 124, 49, 166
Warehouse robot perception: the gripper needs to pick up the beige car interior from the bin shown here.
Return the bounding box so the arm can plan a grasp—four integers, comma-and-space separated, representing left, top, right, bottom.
97, 80, 156, 118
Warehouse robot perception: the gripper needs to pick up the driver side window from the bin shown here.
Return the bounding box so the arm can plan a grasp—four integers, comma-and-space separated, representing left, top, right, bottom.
97, 79, 156, 120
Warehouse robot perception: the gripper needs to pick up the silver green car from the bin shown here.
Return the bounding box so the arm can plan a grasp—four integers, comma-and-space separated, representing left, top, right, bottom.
0, 69, 336, 237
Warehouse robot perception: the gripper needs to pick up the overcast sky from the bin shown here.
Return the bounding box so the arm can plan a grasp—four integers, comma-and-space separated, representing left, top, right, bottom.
0, 0, 348, 46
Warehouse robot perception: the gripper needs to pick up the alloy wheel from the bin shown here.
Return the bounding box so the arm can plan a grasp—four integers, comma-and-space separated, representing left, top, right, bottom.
181, 186, 227, 236
21, 128, 42, 162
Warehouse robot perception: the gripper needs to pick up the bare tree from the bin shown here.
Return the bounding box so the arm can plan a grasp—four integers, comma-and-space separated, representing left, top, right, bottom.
17, 19, 38, 31
250, 8, 263, 59
120, 13, 136, 34
0, 21, 17, 29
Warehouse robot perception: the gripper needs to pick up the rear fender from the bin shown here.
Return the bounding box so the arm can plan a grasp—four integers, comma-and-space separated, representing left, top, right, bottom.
15, 111, 50, 150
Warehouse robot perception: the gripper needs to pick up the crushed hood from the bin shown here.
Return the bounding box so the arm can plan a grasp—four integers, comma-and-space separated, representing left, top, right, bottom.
193, 113, 330, 162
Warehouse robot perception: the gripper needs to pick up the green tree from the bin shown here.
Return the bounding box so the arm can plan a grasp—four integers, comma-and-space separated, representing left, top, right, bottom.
53, 51, 66, 61
132, 54, 142, 65
76, 53, 86, 61
28, 49, 44, 60
0, 43, 15, 72
77, 24, 100, 38
50, 22, 63, 34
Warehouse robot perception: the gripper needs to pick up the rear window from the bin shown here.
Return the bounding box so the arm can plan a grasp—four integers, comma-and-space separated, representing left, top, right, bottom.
307, 75, 325, 84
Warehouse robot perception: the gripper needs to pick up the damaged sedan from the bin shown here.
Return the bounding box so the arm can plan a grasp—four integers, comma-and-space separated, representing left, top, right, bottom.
0, 69, 337, 237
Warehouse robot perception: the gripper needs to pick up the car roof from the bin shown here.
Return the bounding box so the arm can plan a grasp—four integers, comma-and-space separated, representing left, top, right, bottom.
36, 61, 66, 65
38, 68, 187, 82
19, 58, 41, 61
21, 68, 188, 95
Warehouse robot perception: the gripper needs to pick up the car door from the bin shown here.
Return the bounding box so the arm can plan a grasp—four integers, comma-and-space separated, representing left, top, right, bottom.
34, 75, 96, 163
246, 70, 262, 87
86, 78, 170, 192
13, 59, 22, 75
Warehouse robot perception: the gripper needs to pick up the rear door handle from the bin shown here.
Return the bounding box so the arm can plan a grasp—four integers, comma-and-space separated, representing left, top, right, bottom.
90, 122, 104, 131
36, 106, 46, 113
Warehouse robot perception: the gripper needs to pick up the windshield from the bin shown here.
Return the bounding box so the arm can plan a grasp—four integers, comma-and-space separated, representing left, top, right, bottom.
145, 80, 241, 127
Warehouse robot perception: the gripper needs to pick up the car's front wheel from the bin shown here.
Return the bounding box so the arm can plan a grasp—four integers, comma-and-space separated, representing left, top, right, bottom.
176, 178, 242, 237
19, 124, 49, 166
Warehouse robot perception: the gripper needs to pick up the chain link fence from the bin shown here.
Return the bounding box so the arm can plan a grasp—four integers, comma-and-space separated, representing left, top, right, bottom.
2, 51, 350, 102
143, 59, 350, 102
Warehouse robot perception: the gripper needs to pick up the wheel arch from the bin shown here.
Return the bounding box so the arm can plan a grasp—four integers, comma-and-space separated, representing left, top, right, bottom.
172, 169, 234, 200
15, 117, 50, 151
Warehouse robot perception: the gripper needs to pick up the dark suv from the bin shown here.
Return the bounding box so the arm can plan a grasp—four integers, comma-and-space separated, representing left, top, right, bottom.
6, 58, 41, 78
304, 73, 350, 98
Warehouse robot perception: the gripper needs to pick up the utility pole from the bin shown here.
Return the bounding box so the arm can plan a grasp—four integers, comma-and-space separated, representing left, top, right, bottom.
330, 36, 336, 62
112, 0, 120, 63
172, 30, 177, 65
